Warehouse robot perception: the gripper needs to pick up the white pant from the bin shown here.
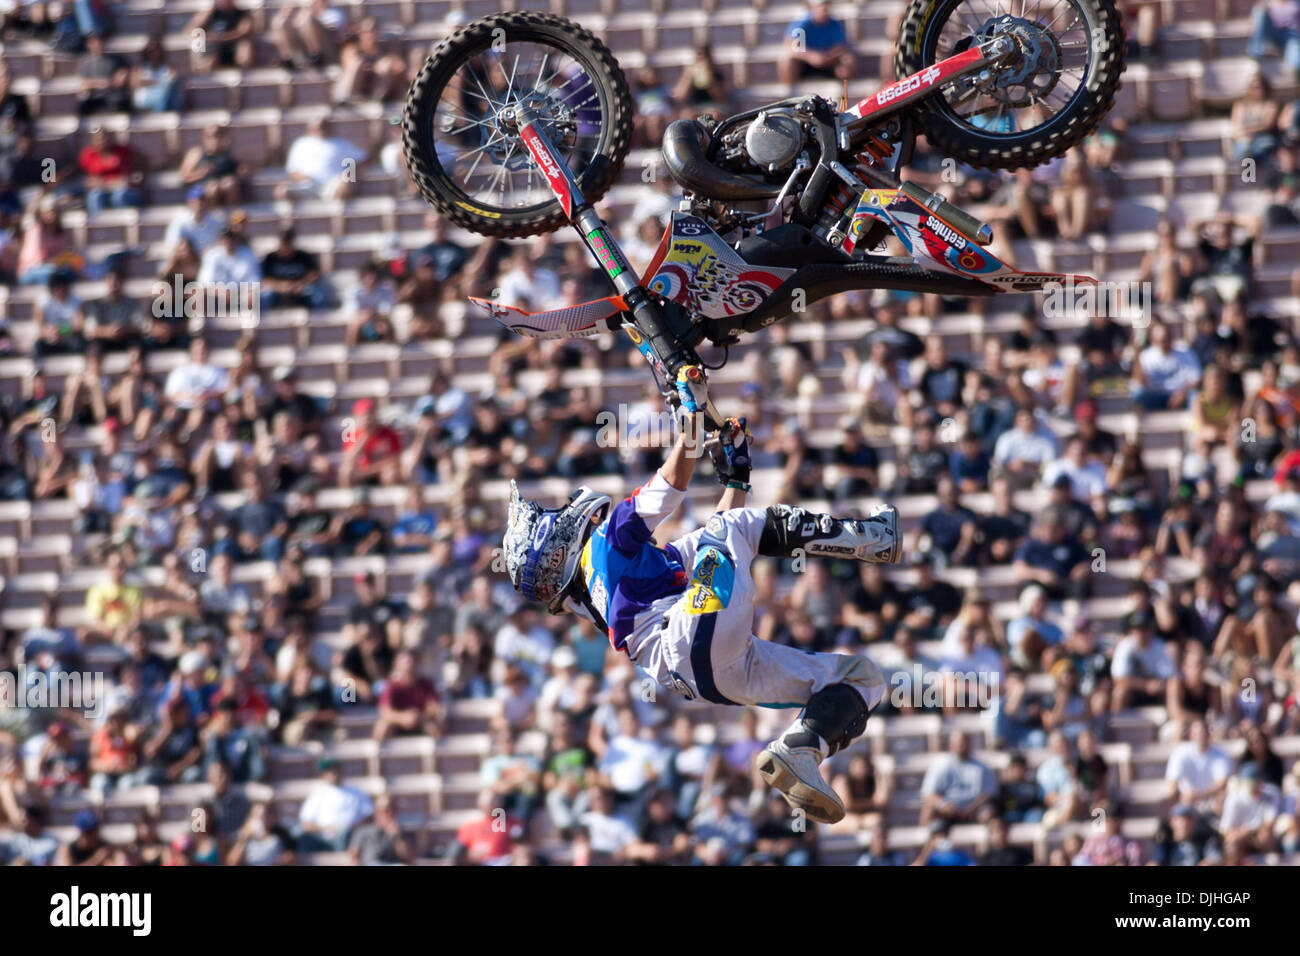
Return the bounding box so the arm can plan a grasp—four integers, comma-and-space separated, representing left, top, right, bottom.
654, 508, 885, 710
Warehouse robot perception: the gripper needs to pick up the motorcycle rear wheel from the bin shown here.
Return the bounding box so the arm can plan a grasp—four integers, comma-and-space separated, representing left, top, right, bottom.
895, 0, 1125, 169
403, 12, 633, 238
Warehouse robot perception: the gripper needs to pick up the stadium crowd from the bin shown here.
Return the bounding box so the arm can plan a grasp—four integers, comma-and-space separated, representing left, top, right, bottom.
0, 0, 1299, 865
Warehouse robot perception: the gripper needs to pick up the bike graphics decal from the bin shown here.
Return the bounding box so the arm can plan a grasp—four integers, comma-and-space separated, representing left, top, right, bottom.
648, 214, 794, 319
586, 226, 627, 280
519, 122, 574, 218
841, 188, 899, 256
471, 295, 621, 339
848, 45, 984, 120
877, 194, 1097, 290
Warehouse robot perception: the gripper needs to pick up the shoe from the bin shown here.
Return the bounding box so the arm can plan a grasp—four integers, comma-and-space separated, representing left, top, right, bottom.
756, 734, 845, 825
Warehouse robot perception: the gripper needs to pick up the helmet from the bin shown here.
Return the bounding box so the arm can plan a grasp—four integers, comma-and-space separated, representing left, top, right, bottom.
503, 481, 610, 612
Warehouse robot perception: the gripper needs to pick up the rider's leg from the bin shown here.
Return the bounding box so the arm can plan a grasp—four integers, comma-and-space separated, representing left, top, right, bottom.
712, 637, 886, 825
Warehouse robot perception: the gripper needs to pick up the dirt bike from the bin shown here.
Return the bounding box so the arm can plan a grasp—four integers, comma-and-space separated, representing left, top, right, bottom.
402, 1, 1126, 429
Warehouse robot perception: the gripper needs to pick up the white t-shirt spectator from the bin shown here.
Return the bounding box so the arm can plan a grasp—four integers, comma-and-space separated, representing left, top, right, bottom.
598, 733, 667, 795
1219, 781, 1282, 832
1164, 742, 1233, 798
39, 290, 82, 335
348, 282, 394, 316
992, 424, 1059, 469
165, 360, 230, 410
1111, 635, 1176, 681
164, 207, 227, 254
1138, 345, 1201, 394
298, 781, 374, 836
1042, 457, 1109, 500
199, 242, 262, 287
920, 753, 998, 812
286, 134, 367, 189
496, 264, 561, 310
580, 808, 637, 854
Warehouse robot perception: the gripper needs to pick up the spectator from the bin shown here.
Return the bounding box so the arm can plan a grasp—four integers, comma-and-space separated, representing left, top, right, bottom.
992, 406, 1059, 486
1249, 0, 1300, 79
1153, 804, 1222, 866
132, 35, 182, 113
347, 794, 414, 866
228, 801, 296, 866
297, 758, 373, 852
340, 398, 402, 488
187, 0, 255, 71
1165, 717, 1233, 813
77, 32, 130, 116
179, 124, 245, 207
260, 228, 329, 311
78, 126, 145, 214
272, 0, 346, 70
333, 17, 406, 103
1012, 508, 1091, 601
33, 272, 84, 357
373, 650, 442, 741
672, 45, 728, 114
977, 815, 1032, 866
781, 0, 854, 86
919, 731, 997, 826
279, 115, 367, 200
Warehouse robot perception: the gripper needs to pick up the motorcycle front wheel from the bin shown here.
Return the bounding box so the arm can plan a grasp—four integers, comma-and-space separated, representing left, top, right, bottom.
403, 12, 634, 239
895, 0, 1126, 169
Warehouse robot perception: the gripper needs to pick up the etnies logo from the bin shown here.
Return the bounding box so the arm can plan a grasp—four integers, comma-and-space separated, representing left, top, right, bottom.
49, 886, 152, 937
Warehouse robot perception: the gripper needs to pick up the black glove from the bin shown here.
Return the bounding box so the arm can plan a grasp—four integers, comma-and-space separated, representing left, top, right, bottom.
707, 416, 752, 487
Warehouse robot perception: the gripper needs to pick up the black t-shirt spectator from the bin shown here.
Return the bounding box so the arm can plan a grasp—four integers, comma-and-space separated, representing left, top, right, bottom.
1077, 320, 1127, 360
981, 509, 1031, 551
1014, 536, 1088, 580
849, 578, 901, 617
409, 240, 470, 283
262, 248, 319, 284
1198, 235, 1253, 280
348, 597, 406, 631
920, 360, 968, 407
901, 579, 963, 621
980, 844, 1033, 866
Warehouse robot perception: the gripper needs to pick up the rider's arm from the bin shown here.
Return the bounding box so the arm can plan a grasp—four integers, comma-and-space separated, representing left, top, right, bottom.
716, 483, 746, 511
658, 411, 704, 491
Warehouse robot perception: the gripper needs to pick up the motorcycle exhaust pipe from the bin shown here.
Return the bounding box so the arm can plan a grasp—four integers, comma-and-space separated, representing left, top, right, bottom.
662, 120, 783, 201
899, 181, 993, 246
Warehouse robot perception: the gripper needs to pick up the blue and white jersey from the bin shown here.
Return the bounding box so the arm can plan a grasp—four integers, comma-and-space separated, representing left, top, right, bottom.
563, 471, 689, 664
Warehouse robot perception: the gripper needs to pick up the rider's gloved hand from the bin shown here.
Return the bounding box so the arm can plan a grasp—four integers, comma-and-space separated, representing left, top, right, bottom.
674, 365, 710, 416
707, 416, 752, 487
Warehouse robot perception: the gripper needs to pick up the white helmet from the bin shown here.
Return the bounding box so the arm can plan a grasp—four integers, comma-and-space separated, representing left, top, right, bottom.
503, 480, 611, 612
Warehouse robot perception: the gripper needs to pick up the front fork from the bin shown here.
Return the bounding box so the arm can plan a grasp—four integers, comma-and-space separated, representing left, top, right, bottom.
512, 102, 725, 431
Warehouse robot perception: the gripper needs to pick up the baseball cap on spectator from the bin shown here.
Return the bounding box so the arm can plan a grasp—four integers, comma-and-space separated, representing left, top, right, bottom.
1050, 473, 1073, 491
273, 365, 295, 382
1170, 803, 1195, 818
74, 810, 100, 833
1074, 400, 1098, 422
550, 645, 578, 670
186, 184, 205, 202
179, 650, 206, 676
353, 397, 375, 416
102, 416, 121, 434
318, 757, 341, 773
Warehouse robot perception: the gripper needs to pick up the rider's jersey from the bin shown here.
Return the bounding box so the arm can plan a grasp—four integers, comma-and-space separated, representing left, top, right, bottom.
563, 471, 689, 663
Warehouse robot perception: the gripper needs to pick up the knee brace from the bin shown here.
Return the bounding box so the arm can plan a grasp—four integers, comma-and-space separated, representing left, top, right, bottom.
799, 683, 870, 756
